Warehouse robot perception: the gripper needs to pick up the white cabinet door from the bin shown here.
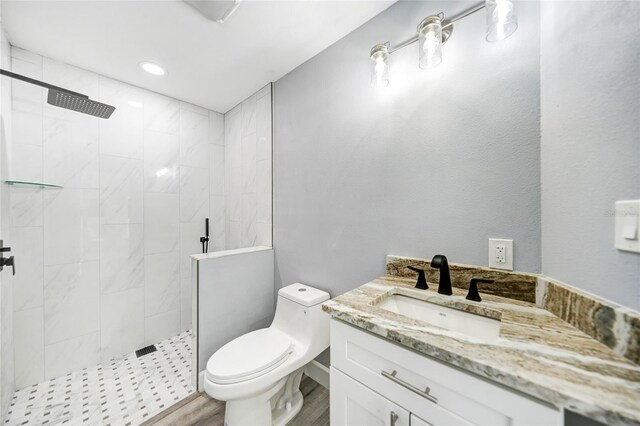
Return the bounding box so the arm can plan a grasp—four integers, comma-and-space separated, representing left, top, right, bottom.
410, 414, 433, 426
331, 367, 410, 426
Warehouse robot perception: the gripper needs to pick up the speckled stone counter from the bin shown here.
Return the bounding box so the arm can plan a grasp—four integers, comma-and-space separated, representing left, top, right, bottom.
323, 274, 640, 425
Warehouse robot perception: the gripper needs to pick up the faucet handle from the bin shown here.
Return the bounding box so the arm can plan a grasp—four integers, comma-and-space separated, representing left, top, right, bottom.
407, 266, 429, 290
466, 278, 494, 302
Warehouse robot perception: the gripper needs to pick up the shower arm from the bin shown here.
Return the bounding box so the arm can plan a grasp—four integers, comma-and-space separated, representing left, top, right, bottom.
0, 69, 88, 98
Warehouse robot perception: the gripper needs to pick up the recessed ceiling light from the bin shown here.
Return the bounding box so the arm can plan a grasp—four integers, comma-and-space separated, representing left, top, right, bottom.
128, 100, 143, 108
139, 61, 166, 76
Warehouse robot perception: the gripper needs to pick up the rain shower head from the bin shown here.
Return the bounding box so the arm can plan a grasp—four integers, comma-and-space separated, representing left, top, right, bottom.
0, 69, 115, 119
47, 89, 115, 119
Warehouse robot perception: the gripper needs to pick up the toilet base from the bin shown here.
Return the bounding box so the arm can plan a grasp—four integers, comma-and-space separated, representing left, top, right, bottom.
223, 368, 305, 426
272, 389, 303, 426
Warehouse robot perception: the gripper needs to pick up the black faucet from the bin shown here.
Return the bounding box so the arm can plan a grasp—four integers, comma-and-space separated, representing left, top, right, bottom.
430, 255, 452, 295
407, 266, 428, 290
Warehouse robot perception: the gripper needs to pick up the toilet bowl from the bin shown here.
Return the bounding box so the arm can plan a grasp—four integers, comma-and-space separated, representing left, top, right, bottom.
204, 283, 330, 426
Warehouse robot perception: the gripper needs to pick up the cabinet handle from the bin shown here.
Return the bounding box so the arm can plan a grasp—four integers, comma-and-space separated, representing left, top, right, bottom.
381, 369, 438, 404
390, 410, 398, 426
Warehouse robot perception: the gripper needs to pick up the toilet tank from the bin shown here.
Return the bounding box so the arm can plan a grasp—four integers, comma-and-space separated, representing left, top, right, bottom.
271, 283, 330, 353
278, 283, 330, 307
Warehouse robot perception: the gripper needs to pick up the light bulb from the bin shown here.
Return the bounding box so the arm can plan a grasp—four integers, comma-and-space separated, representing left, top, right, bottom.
486, 0, 517, 42
494, 0, 514, 23
423, 32, 439, 54
418, 16, 443, 69
374, 58, 388, 86
493, 0, 514, 40
370, 43, 390, 87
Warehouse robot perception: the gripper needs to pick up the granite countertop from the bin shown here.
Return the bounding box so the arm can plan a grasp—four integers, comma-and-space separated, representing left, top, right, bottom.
322, 276, 640, 426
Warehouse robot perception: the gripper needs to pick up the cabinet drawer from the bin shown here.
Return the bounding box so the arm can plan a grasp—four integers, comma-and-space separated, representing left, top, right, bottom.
331, 367, 410, 426
331, 319, 560, 426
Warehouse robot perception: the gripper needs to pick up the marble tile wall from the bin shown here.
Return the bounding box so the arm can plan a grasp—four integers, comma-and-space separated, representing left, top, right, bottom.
8, 47, 225, 390
224, 84, 272, 249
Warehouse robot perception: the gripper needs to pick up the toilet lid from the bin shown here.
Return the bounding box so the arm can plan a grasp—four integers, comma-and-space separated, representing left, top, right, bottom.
207, 328, 293, 384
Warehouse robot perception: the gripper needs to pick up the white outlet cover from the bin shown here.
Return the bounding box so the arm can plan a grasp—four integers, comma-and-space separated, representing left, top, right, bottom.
615, 200, 640, 253
489, 239, 513, 271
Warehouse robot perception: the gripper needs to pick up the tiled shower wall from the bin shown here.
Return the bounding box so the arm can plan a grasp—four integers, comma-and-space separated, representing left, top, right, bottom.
8, 47, 225, 389
0, 17, 15, 422
224, 85, 272, 249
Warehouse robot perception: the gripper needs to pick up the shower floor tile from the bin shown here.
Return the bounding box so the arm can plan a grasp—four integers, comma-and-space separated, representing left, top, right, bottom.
5, 330, 194, 426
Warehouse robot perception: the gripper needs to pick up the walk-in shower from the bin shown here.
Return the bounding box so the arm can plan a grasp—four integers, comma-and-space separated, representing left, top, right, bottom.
0, 42, 273, 424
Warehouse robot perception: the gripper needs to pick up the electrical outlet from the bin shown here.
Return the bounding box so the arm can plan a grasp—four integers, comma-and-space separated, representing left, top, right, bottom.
489, 239, 513, 271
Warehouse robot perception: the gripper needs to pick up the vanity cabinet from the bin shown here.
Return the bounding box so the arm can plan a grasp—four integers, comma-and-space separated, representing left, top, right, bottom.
330, 319, 561, 426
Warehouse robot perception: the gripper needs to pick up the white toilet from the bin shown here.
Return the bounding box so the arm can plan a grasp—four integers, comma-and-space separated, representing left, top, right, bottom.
204, 283, 330, 426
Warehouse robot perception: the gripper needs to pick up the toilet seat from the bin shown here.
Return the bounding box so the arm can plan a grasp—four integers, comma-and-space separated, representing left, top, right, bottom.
207, 328, 293, 385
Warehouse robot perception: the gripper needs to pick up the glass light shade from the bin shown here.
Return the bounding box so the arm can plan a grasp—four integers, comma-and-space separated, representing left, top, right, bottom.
370, 44, 389, 87
418, 16, 443, 69
486, 0, 518, 42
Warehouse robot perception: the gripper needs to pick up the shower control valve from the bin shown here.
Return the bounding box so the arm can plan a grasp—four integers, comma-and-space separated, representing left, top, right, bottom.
0, 240, 15, 276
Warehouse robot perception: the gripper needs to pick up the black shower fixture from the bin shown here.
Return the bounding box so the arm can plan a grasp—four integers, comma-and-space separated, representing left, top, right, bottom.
0, 69, 115, 119
200, 218, 210, 254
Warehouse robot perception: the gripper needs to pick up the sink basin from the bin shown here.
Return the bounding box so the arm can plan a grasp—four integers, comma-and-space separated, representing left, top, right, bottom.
374, 294, 501, 340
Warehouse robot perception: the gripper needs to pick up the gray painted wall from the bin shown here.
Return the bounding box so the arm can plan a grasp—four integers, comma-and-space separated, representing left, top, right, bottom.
540, 1, 640, 310
274, 0, 541, 298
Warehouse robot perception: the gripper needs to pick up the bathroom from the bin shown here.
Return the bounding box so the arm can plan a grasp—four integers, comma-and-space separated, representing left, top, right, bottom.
0, 0, 638, 425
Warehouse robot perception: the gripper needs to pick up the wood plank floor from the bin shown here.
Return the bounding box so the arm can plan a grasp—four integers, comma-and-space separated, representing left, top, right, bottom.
143, 375, 329, 426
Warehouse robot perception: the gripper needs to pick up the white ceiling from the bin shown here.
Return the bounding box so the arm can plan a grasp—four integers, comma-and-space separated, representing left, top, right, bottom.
2, 0, 394, 113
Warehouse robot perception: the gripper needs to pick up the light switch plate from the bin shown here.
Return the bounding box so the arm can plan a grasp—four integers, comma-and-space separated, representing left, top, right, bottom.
489, 238, 513, 271
615, 200, 640, 253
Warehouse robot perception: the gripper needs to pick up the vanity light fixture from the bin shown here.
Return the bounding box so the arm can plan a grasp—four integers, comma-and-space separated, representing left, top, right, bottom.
370, 43, 390, 87
370, 0, 517, 86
